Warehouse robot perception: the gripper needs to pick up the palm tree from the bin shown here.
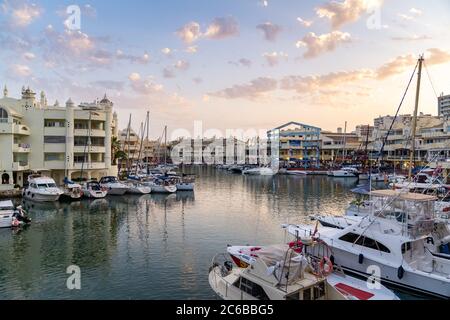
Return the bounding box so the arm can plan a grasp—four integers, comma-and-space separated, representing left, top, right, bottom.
111, 136, 127, 165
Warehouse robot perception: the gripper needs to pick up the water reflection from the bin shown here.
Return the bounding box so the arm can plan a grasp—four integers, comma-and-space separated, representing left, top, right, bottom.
0, 169, 365, 299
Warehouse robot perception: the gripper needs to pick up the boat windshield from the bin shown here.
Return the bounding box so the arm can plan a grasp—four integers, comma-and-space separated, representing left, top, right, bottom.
48, 183, 57, 188
37, 184, 48, 189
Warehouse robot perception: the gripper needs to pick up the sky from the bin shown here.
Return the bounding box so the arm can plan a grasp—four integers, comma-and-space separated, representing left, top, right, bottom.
1, 0, 450, 140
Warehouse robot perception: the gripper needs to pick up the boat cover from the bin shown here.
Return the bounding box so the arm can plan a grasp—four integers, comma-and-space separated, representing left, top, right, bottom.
256, 244, 308, 285
0, 200, 14, 209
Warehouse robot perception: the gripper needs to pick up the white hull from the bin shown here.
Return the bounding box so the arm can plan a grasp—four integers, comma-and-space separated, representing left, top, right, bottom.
151, 185, 177, 193
332, 171, 358, 178
286, 171, 308, 176
83, 189, 107, 199
105, 187, 128, 196
176, 183, 194, 191
127, 186, 151, 194
23, 191, 61, 202
0, 213, 13, 228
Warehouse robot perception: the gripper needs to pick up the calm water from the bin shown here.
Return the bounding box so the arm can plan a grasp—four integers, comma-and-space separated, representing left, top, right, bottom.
0, 167, 403, 299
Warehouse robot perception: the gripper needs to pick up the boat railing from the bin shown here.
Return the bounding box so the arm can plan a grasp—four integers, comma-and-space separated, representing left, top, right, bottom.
209, 253, 244, 300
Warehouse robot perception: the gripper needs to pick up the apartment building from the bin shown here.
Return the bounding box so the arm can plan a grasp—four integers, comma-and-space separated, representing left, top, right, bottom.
0, 85, 118, 189
267, 122, 321, 166
438, 93, 450, 117
320, 129, 361, 162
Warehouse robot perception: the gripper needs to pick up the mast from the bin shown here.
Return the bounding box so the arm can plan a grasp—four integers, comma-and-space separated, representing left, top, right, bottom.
80, 111, 92, 181
408, 55, 424, 182
146, 111, 150, 174
364, 124, 370, 167
125, 114, 132, 173
136, 120, 146, 175
342, 121, 348, 163
164, 125, 167, 165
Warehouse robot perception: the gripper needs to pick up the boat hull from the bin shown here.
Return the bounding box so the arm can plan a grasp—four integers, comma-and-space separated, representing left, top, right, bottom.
151, 185, 177, 193
105, 187, 128, 196
83, 190, 107, 199
23, 191, 61, 202
176, 183, 194, 191
127, 186, 151, 194
0, 213, 13, 228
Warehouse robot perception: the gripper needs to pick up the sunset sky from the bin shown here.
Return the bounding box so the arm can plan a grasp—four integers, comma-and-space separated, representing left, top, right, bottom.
1, 0, 450, 139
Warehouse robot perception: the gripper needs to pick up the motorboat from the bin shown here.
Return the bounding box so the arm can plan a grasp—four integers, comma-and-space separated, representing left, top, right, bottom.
285, 190, 450, 299
174, 174, 195, 191
60, 178, 83, 201
358, 172, 387, 182
99, 176, 130, 196
126, 181, 151, 194
82, 181, 107, 198
332, 167, 359, 178
23, 175, 63, 202
242, 167, 275, 176
144, 177, 177, 193
229, 165, 244, 174
285, 170, 308, 176
209, 243, 398, 300
0, 200, 15, 228
0, 202, 32, 228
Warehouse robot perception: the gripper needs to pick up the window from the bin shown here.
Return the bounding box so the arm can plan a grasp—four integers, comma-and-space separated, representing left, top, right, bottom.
339, 233, 391, 253
45, 119, 65, 127
303, 288, 312, 300
74, 154, 88, 163
45, 153, 65, 161
44, 136, 66, 144
0, 107, 8, 123
234, 277, 270, 300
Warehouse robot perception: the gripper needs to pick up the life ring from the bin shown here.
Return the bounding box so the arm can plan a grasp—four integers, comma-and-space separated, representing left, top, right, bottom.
319, 257, 333, 276
288, 240, 303, 253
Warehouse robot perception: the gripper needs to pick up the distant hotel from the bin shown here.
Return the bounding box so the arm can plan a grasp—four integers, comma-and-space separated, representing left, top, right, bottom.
0, 85, 118, 190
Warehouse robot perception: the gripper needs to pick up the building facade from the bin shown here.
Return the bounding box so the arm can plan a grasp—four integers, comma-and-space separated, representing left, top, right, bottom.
0, 86, 118, 189
438, 93, 450, 117
268, 122, 321, 166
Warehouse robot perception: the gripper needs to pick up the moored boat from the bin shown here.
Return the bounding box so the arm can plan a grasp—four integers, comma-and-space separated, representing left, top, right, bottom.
99, 176, 130, 195
82, 181, 107, 199
23, 175, 63, 202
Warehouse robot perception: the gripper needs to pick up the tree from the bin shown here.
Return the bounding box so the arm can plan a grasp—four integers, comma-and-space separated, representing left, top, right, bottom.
111, 136, 127, 165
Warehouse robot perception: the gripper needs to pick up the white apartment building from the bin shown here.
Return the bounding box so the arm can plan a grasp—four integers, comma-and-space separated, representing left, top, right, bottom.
0, 85, 118, 190
438, 93, 450, 117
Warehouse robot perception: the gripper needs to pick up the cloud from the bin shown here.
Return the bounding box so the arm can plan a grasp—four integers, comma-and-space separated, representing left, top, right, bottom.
263, 52, 288, 66
296, 31, 352, 59
209, 77, 277, 100
297, 17, 314, 27
161, 48, 172, 55
90, 80, 124, 91
193, 77, 203, 84
209, 48, 450, 102
6, 2, 43, 27
229, 58, 252, 67
23, 52, 35, 60
176, 21, 202, 44
204, 16, 239, 40
174, 60, 190, 71
391, 34, 431, 41
82, 4, 97, 18
315, 0, 382, 29
8, 64, 32, 78
409, 8, 423, 16
256, 22, 282, 41
116, 50, 150, 64
129, 75, 164, 95
398, 8, 423, 21
185, 46, 198, 54
259, 0, 269, 7
128, 72, 141, 82
163, 68, 176, 79
280, 69, 374, 93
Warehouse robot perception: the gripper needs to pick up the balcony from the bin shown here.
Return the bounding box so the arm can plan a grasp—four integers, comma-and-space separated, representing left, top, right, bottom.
73, 146, 106, 153
421, 131, 449, 138
74, 129, 106, 137
13, 144, 31, 153
12, 161, 29, 171
73, 162, 107, 170
44, 161, 66, 170
13, 124, 31, 136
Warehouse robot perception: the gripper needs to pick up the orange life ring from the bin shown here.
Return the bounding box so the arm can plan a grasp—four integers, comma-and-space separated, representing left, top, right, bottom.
319, 257, 333, 276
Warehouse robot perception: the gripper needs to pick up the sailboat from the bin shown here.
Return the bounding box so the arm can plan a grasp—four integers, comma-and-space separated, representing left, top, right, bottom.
285, 56, 450, 299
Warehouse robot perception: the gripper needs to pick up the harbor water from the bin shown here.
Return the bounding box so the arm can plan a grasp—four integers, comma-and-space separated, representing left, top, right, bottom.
0, 167, 417, 299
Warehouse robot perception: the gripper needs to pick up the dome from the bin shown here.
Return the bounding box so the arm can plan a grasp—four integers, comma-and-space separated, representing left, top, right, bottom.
100, 93, 112, 104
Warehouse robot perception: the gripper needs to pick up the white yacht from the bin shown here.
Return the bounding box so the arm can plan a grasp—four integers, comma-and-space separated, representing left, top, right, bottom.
332, 167, 359, 178
0, 200, 14, 228
99, 176, 130, 195
174, 174, 195, 191
209, 244, 398, 300
82, 181, 107, 199
145, 177, 177, 193
285, 190, 450, 299
126, 181, 151, 194
242, 167, 275, 176
60, 180, 83, 201
23, 175, 63, 202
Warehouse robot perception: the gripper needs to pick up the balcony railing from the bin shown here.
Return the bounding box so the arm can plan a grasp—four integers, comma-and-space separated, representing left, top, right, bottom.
13, 143, 31, 153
